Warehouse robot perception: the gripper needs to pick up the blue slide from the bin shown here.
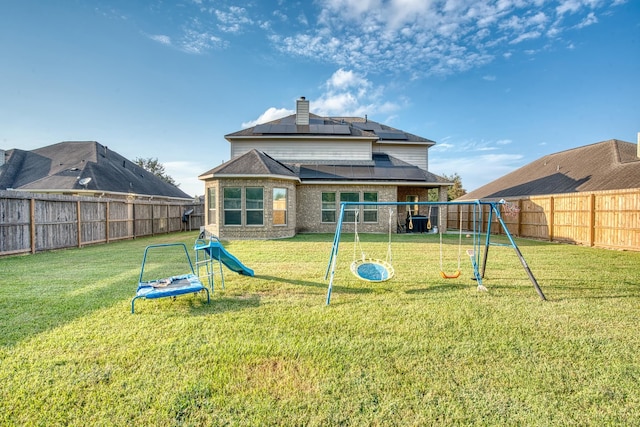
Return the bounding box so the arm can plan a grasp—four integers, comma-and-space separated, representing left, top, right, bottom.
196, 239, 254, 276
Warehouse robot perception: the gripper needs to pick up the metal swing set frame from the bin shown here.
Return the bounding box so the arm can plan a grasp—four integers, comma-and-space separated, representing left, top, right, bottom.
324, 200, 547, 305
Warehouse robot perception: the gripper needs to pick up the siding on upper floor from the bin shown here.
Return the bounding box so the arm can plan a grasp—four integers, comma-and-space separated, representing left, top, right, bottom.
230, 139, 372, 162
373, 144, 429, 171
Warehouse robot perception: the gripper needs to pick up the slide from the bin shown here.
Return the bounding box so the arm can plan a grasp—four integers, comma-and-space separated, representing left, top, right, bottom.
197, 240, 254, 277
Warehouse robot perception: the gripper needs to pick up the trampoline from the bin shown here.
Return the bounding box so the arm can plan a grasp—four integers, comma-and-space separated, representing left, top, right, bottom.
131, 243, 210, 313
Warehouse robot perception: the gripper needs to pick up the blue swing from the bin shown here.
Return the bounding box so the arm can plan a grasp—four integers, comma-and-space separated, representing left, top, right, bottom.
350, 210, 395, 282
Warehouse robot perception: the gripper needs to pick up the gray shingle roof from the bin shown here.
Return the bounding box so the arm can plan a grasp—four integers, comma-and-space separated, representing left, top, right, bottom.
295, 153, 448, 183
198, 149, 299, 179
200, 149, 449, 185
460, 139, 640, 200
0, 141, 192, 199
225, 114, 434, 144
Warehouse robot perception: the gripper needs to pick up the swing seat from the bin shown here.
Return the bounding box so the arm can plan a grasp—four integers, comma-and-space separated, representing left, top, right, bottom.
350, 259, 395, 282
440, 270, 461, 279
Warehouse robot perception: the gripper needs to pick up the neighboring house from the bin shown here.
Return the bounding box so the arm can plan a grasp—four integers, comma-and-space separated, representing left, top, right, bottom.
198, 97, 452, 239
459, 137, 640, 200
0, 141, 192, 201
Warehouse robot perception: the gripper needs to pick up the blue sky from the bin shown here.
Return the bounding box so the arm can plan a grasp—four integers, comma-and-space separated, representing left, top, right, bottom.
1, 0, 638, 197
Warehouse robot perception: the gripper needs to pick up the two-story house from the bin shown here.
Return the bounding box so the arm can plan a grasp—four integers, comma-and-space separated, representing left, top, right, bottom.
198, 97, 451, 239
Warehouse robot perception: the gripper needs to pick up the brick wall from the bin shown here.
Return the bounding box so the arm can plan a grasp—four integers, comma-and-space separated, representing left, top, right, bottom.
202, 178, 297, 240
202, 177, 446, 239
296, 184, 398, 234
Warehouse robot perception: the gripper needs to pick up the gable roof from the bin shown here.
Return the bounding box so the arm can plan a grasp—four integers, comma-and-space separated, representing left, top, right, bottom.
198, 149, 299, 180
0, 141, 192, 199
199, 149, 450, 186
460, 139, 640, 200
226, 114, 435, 145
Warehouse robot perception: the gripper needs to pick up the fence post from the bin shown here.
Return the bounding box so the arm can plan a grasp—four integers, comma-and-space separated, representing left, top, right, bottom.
549, 196, 555, 242
76, 200, 82, 248
517, 199, 523, 236
30, 198, 36, 254
105, 201, 110, 243
589, 193, 596, 247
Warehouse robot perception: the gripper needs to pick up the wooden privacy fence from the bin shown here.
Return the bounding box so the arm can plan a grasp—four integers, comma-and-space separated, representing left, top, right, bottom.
447, 188, 640, 251
0, 191, 204, 256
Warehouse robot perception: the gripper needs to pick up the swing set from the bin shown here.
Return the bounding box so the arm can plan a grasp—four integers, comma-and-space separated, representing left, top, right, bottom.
324, 200, 546, 305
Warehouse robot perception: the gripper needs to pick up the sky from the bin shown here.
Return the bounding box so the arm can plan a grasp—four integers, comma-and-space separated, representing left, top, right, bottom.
1, 0, 639, 197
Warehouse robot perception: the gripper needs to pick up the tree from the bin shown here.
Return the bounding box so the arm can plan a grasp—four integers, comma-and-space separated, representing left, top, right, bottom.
444, 172, 466, 200
428, 172, 467, 201
134, 157, 179, 187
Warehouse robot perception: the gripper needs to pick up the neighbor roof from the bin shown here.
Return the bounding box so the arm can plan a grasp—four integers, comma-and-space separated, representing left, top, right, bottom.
0, 141, 192, 199
460, 139, 640, 200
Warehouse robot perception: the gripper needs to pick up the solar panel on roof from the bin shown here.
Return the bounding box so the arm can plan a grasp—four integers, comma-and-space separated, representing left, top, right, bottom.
253, 124, 271, 134
353, 122, 382, 131
306, 124, 351, 134
260, 124, 296, 133
333, 125, 351, 134
376, 131, 408, 140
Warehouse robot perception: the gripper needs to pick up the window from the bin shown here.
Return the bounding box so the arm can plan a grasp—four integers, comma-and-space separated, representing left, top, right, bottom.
363, 192, 378, 222
341, 192, 360, 223
322, 192, 336, 223
207, 187, 217, 225
273, 188, 287, 225
223, 187, 242, 225
407, 195, 419, 216
245, 187, 264, 226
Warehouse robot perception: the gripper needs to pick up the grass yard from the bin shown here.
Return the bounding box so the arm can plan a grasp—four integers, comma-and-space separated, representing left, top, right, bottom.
1, 231, 639, 426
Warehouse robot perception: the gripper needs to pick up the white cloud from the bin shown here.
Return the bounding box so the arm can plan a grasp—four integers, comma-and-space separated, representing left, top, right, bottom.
267, 0, 619, 77
575, 12, 598, 28
242, 69, 401, 126
137, 0, 622, 77
181, 29, 226, 53
241, 107, 293, 128
313, 69, 399, 116
149, 34, 172, 46
556, 0, 583, 15
215, 6, 253, 33
510, 30, 542, 44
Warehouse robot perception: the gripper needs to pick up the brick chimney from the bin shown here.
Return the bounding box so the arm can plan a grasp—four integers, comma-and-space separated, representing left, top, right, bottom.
295, 96, 310, 126
637, 132, 640, 159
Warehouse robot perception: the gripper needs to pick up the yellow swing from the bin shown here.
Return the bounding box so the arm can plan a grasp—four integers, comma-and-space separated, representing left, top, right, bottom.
439, 208, 463, 279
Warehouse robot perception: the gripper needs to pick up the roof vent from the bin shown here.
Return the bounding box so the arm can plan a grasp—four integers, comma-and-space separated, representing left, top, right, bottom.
0, 149, 4, 167
296, 96, 310, 126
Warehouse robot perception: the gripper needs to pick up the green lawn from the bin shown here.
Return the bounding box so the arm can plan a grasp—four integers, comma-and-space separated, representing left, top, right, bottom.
1, 231, 639, 426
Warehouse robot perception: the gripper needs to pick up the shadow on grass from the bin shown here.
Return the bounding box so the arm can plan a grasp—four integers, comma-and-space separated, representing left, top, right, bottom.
254, 274, 373, 295
406, 282, 471, 294
193, 294, 262, 315
0, 279, 137, 348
